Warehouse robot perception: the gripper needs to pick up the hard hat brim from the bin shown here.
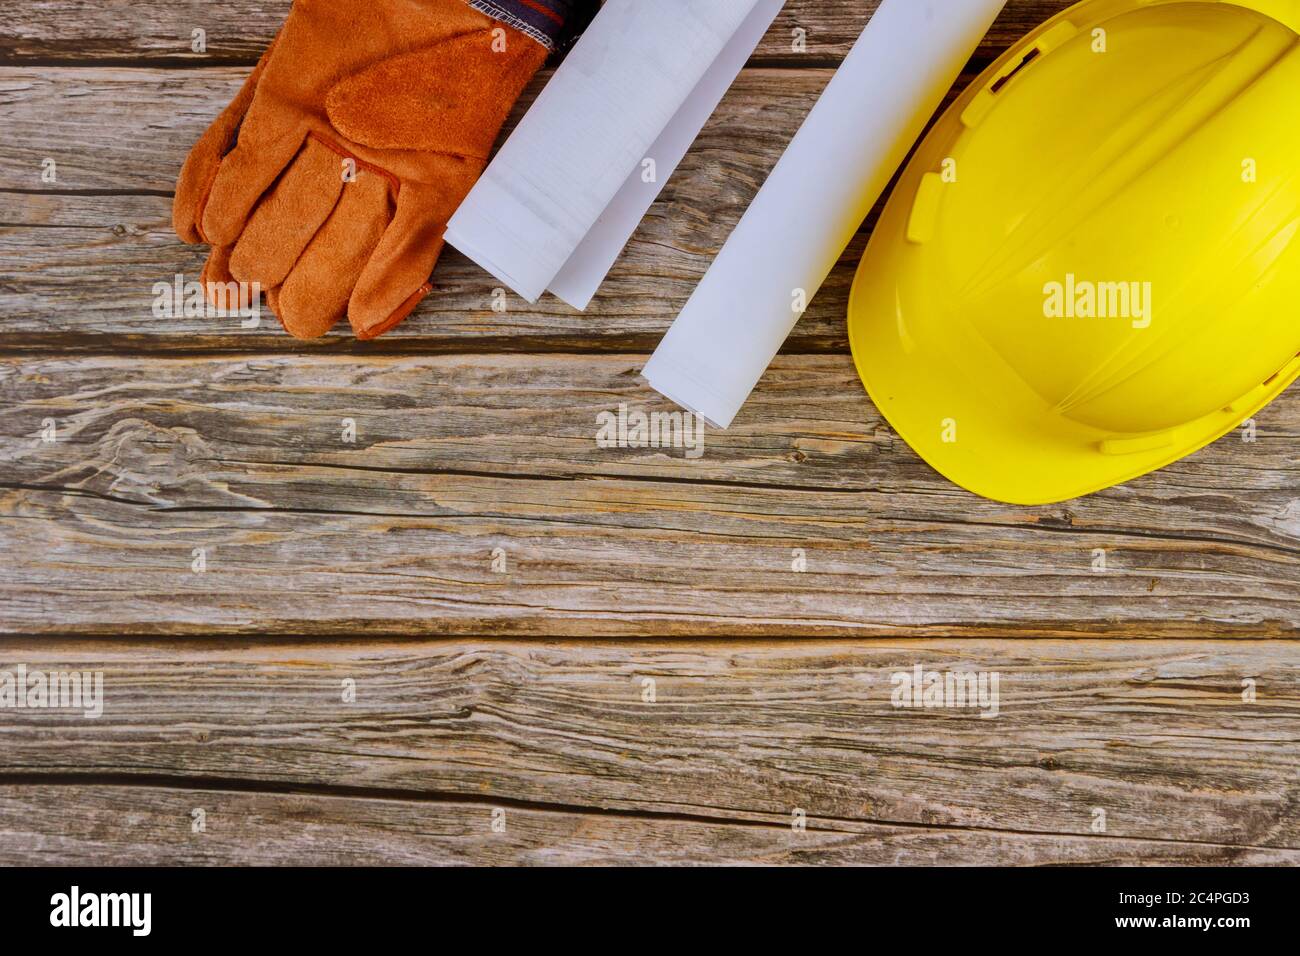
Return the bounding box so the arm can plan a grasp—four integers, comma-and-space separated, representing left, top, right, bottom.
848, 261, 1299, 504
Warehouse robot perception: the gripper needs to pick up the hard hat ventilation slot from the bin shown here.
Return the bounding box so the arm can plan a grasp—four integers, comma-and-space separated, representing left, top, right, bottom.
1264, 354, 1300, 387
990, 47, 1041, 94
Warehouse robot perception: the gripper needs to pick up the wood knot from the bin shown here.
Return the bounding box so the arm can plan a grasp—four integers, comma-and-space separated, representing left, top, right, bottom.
1036, 511, 1073, 529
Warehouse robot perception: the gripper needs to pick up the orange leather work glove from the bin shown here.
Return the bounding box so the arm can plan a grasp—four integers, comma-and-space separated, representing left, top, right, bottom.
173, 0, 552, 339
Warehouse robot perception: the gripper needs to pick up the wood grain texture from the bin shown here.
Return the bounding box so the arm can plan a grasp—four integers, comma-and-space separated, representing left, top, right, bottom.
3, 355, 1297, 637
0, 638, 1294, 864
3, 785, 1293, 866
0, 0, 1076, 65
2, 0, 1298, 868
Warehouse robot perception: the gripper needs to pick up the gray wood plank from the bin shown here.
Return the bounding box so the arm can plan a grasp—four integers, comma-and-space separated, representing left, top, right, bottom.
0, 638, 1294, 864
0, 70, 858, 350
0, 1, 1077, 65
2, 355, 1296, 637
3, 786, 1293, 865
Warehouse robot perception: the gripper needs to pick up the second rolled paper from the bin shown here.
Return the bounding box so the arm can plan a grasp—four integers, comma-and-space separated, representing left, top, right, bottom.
643, 0, 1008, 428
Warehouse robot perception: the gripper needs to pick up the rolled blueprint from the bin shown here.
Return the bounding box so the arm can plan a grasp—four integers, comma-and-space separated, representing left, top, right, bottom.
642, 0, 1009, 428
549, 0, 787, 310
445, 0, 767, 304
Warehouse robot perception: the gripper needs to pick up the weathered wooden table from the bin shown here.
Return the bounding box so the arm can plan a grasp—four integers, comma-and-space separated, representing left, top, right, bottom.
1, 0, 1296, 865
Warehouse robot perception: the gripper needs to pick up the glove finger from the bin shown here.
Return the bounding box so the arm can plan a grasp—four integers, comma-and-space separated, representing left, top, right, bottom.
227, 135, 349, 290
274, 166, 393, 340
348, 184, 454, 340
174, 37, 281, 245
199, 246, 257, 312
199, 128, 306, 249
263, 287, 303, 338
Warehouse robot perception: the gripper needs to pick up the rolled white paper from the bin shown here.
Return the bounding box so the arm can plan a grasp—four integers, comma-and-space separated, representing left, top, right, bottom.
548, 0, 787, 310
445, 0, 767, 304
643, 0, 1009, 428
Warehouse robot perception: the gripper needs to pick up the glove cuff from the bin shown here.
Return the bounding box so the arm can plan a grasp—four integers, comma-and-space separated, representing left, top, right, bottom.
468, 0, 590, 51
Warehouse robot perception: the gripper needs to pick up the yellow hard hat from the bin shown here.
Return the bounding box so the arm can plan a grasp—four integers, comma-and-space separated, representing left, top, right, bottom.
848, 0, 1300, 505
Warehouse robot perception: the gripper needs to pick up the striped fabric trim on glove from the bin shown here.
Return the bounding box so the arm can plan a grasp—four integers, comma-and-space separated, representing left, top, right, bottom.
468, 0, 595, 51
